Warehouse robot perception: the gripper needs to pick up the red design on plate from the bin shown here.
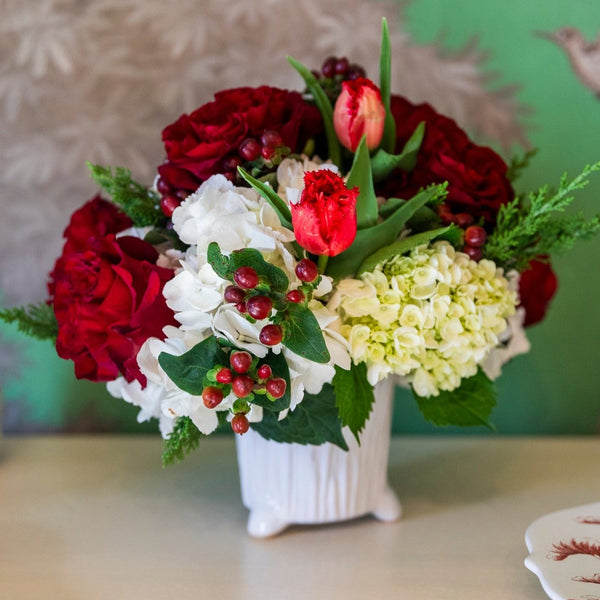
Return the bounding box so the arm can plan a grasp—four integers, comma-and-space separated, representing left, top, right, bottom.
577, 517, 600, 525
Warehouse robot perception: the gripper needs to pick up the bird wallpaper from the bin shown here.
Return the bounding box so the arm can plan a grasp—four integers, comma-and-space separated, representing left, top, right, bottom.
0, 0, 598, 434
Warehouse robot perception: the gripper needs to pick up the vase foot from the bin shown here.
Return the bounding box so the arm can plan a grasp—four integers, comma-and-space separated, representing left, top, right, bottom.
246, 508, 290, 538
372, 485, 402, 522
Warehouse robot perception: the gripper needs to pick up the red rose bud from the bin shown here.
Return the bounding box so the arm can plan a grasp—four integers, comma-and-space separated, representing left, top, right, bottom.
291, 170, 358, 257
518, 258, 558, 327
333, 78, 385, 152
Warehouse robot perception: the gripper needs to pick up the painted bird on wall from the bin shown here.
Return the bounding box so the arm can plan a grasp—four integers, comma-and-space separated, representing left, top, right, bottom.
537, 27, 600, 98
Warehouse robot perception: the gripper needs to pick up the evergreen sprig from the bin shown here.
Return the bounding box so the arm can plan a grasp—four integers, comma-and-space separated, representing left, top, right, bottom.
506, 148, 538, 182
484, 162, 600, 270
87, 162, 164, 227
162, 417, 202, 466
0, 302, 58, 341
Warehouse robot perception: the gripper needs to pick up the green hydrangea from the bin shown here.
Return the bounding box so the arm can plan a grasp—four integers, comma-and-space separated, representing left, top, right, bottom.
329, 241, 517, 397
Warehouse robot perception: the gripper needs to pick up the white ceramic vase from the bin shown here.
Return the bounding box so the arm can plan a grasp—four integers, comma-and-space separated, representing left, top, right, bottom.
235, 378, 401, 538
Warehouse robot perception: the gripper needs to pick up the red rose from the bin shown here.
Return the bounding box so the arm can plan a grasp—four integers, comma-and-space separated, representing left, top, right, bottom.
291, 170, 358, 256
379, 95, 514, 225
49, 197, 177, 384
158, 86, 323, 197
518, 258, 558, 327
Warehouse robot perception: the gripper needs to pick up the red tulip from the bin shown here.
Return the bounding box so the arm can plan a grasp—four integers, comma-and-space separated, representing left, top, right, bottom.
333, 78, 386, 152
291, 170, 358, 256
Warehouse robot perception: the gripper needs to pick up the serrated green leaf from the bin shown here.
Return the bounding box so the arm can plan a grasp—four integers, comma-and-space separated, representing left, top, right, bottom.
250, 384, 348, 450
282, 303, 330, 363
357, 226, 451, 275
371, 121, 425, 182
207, 242, 231, 279
327, 184, 447, 279
412, 369, 497, 430
347, 136, 378, 229
250, 351, 291, 412
287, 56, 342, 170
158, 337, 228, 396
332, 363, 375, 443
379, 17, 396, 154
237, 167, 293, 229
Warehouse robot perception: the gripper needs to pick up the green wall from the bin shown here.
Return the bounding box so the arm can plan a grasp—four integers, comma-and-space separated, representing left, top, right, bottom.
2, 0, 599, 434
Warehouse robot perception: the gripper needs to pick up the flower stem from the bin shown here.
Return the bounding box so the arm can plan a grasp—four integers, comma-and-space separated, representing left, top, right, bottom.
317, 254, 329, 274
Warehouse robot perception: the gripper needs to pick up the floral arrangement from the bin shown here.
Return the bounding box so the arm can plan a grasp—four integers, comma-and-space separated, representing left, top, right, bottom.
2, 20, 598, 463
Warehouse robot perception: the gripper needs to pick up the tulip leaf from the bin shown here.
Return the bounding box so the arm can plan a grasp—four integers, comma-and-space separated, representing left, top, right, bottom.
356, 226, 451, 275
379, 17, 396, 154
287, 56, 342, 170
237, 167, 292, 229
250, 351, 291, 413
347, 136, 378, 229
326, 184, 446, 279
371, 121, 426, 183
250, 383, 348, 451
332, 363, 374, 443
282, 303, 330, 364
158, 337, 228, 396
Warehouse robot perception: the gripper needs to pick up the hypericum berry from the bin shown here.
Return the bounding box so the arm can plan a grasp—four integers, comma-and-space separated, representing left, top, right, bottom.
222, 155, 242, 172
232, 375, 254, 398
259, 324, 283, 346
464, 245, 483, 261
236, 301, 247, 314
160, 195, 180, 217
285, 289, 305, 303
464, 225, 487, 248
346, 63, 366, 80
230, 351, 253, 374
231, 413, 250, 434
216, 367, 233, 384
321, 56, 337, 78
261, 145, 275, 160
454, 212, 475, 228
257, 364, 272, 380
266, 377, 287, 399
156, 178, 171, 195
334, 56, 349, 76
224, 285, 246, 304
295, 259, 319, 283
202, 386, 224, 409
260, 130, 283, 148
246, 295, 273, 320
239, 138, 261, 162
233, 266, 259, 289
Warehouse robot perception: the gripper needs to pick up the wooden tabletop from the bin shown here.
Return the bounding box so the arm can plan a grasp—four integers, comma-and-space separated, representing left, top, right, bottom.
1, 435, 598, 600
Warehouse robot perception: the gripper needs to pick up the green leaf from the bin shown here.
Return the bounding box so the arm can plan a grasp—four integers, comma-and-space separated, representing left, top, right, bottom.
379, 17, 396, 154
287, 56, 342, 170
87, 162, 164, 227
347, 136, 378, 229
412, 369, 497, 430
371, 121, 426, 182
282, 303, 330, 363
250, 351, 291, 412
357, 226, 451, 275
327, 184, 447, 279
237, 167, 293, 229
162, 417, 202, 466
250, 384, 348, 450
0, 302, 58, 341
332, 363, 375, 443
206, 242, 232, 279
158, 337, 228, 396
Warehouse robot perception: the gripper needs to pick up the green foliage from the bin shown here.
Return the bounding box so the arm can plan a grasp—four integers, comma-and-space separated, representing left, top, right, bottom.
287, 56, 342, 170
412, 369, 497, 430
0, 302, 58, 341
371, 122, 426, 182
279, 303, 330, 364
347, 136, 378, 229
326, 183, 447, 279
485, 163, 600, 270
332, 363, 374, 443
158, 337, 228, 396
162, 417, 202, 466
87, 162, 164, 227
379, 17, 396, 154
250, 384, 348, 450
506, 148, 538, 182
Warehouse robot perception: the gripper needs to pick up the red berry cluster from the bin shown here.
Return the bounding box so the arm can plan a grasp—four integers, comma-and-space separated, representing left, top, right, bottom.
438, 205, 488, 261
201, 349, 288, 435
223, 259, 319, 348
156, 178, 189, 217
316, 56, 366, 81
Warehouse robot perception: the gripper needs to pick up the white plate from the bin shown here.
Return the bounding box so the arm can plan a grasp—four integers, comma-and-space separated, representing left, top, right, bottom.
525, 502, 600, 600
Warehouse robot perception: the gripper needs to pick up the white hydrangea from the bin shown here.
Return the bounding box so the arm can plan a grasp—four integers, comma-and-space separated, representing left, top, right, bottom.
329, 241, 518, 396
